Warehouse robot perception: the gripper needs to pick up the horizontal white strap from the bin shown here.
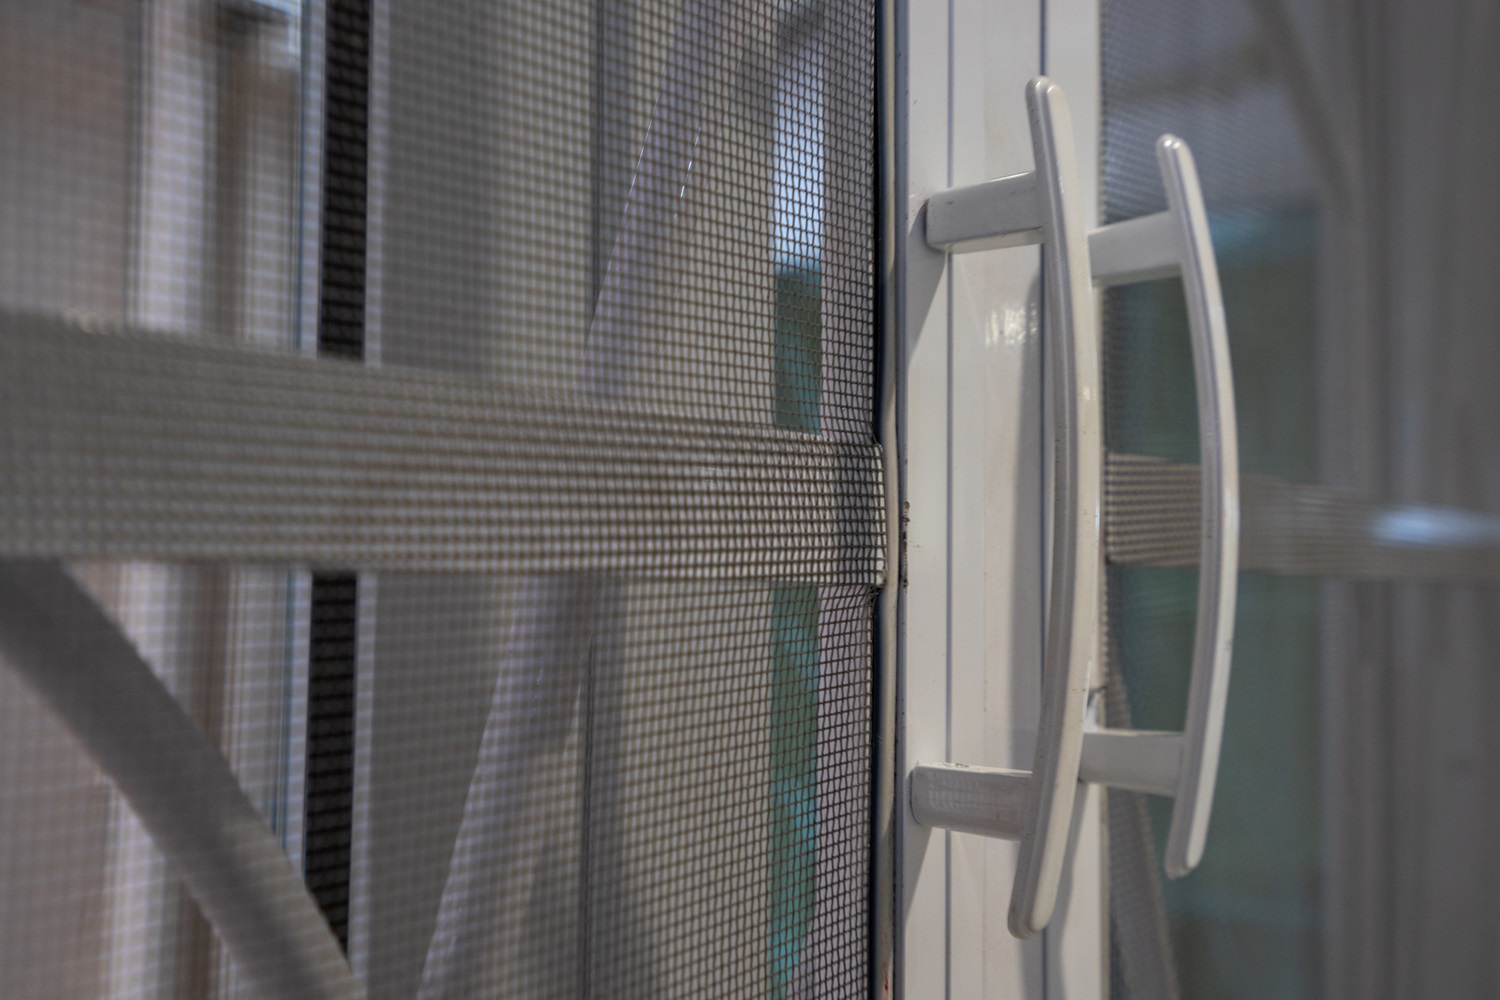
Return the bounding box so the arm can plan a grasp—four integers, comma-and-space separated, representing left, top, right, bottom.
1106, 452, 1500, 581
0, 311, 885, 583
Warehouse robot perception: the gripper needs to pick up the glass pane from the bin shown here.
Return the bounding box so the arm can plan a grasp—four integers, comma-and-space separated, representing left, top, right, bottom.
1100, 0, 1329, 992
1100, 1, 1500, 998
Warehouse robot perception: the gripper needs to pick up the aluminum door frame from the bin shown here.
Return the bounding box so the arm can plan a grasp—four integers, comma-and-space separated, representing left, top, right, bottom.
885, 0, 1105, 996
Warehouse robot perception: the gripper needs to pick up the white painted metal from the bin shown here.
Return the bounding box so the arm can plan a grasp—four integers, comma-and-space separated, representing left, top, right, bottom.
909, 76, 1103, 940
946, 13, 1048, 989
1007, 77, 1103, 941
1155, 135, 1241, 878
1087, 211, 1178, 286
1038, 2, 1107, 992
1078, 730, 1182, 798
925, 172, 1043, 252
910, 764, 1031, 839
898, 0, 1107, 989
896, 0, 1053, 991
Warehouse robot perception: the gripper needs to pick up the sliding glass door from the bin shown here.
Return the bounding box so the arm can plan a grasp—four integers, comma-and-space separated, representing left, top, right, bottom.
1099, 1, 1500, 998
895, 0, 1500, 998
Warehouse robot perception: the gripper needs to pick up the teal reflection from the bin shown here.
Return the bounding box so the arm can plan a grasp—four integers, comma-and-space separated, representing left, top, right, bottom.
768, 585, 818, 998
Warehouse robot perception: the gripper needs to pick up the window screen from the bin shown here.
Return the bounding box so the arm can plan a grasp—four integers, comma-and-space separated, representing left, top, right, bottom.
0, 1, 881, 998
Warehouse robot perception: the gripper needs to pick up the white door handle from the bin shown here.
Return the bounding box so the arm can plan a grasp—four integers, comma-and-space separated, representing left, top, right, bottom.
1083, 135, 1240, 878
913, 82, 1240, 935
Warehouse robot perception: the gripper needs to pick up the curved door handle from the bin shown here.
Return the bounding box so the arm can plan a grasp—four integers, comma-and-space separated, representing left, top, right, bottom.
915, 88, 1239, 935
921, 76, 1103, 938
1083, 135, 1240, 877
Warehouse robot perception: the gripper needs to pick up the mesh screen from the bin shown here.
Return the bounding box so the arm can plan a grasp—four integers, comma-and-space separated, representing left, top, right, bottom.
0, 1, 879, 998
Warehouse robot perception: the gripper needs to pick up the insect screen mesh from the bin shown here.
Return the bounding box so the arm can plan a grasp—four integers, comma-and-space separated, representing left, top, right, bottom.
0, 1, 879, 998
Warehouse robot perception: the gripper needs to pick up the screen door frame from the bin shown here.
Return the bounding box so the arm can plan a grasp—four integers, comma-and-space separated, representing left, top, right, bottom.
884, 0, 1108, 996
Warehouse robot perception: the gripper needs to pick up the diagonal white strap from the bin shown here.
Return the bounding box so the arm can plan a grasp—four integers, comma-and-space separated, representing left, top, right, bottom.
0, 561, 364, 1000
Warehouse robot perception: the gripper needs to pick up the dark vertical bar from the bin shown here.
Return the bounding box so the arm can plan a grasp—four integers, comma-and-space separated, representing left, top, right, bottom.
583, 5, 632, 992
304, 572, 359, 949
589, 0, 634, 313
305, 0, 370, 949
317, 0, 370, 360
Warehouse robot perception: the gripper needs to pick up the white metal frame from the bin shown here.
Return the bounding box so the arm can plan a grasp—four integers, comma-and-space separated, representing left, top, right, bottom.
893, 0, 1104, 995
